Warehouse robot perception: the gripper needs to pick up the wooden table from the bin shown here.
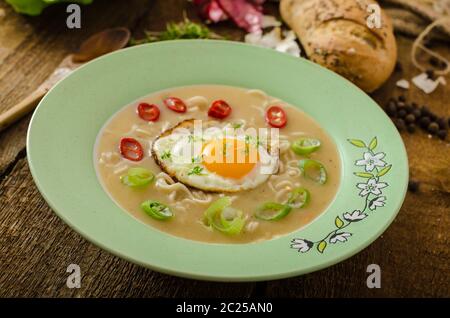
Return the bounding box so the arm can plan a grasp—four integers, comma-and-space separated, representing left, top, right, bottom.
0, 0, 448, 298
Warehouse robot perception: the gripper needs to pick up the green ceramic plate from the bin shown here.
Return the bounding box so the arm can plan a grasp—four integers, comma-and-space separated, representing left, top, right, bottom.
27, 40, 408, 281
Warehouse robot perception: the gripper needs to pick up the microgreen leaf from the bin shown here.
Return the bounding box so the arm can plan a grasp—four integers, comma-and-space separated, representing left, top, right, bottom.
129, 17, 223, 45
188, 166, 204, 176
161, 150, 171, 160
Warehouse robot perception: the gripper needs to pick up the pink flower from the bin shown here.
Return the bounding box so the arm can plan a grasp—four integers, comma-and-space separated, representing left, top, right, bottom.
195, 0, 265, 33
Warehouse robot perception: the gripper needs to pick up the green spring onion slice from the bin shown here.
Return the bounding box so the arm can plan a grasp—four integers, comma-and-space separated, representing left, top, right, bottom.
121, 167, 154, 188
141, 200, 173, 220
299, 159, 327, 184
291, 138, 321, 155
204, 197, 245, 235
287, 187, 310, 208
255, 202, 292, 221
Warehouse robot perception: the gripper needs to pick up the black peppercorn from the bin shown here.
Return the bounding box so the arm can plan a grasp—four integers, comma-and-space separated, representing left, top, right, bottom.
408, 180, 420, 193
437, 130, 447, 140
405, 114, 416, 123
421, 106, 430, 116
386, 96, 447, 140
387, 99, 396, 107
428, 122, 439, 134
437, 118, 448, 129
395, 118, 406, 131
386, 102, 397, 116
412, 108, 421, 118
419, 116, 431, 128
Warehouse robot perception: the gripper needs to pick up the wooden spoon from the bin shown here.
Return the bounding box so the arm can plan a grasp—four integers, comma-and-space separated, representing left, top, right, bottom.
0, 27, 130, 132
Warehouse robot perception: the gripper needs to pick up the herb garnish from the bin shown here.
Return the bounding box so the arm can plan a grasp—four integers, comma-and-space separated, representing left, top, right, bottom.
188, 135, 204, 143
223, 143, 228, 155
129, 16, 224, 45
256, 136, 262, 147
232, 122, 243, 129
161, 150, 171, 160
188, 166, 204, 176
245, 135, 261, 145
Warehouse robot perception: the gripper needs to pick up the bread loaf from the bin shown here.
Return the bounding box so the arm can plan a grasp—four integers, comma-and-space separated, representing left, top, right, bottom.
280, 0, 397, 92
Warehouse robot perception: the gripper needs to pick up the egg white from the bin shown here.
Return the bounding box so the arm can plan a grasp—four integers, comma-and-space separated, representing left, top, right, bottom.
152, 122, 277, 192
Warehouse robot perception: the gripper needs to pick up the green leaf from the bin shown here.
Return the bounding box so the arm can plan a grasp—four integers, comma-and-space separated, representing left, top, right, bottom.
232, 122, 243, 129
188, 166, 204, 176
369, 137, 378, 150
161, 150, 171, 160
354, 172, 374, 178
130, 17, 222, 45
348, 139, 366, 148
317, 241, 327, 253
377, 165, 392, 177
335, 216, 344, 228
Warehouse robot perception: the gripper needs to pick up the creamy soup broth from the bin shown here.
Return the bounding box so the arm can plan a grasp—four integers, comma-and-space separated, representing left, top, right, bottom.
95, 85, 341, 243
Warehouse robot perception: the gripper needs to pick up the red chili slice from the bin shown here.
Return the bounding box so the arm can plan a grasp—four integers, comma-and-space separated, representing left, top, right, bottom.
137, 103, 160, 122
120, 137, 144, 161
208, 100, 232, 119
163, 97, 187, 113
266, 106, 287, 128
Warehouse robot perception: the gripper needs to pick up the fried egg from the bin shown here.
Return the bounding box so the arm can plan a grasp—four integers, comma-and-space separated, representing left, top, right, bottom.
152, 119, 278, 192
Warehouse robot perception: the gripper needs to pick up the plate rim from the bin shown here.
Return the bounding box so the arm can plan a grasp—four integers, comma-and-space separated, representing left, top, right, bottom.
26, 40, 409, 281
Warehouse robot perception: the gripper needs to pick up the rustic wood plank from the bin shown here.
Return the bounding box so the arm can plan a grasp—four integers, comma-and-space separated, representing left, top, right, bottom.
0, 4, 35, 65
0, 115, 29, 176
0, 158, 256, 298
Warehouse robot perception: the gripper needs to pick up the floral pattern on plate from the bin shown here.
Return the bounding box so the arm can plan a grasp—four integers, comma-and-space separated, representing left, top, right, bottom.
291, 137, 391, 254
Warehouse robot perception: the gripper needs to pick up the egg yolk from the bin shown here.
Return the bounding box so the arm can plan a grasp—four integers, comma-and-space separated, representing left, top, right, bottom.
202, 138, 258, 179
